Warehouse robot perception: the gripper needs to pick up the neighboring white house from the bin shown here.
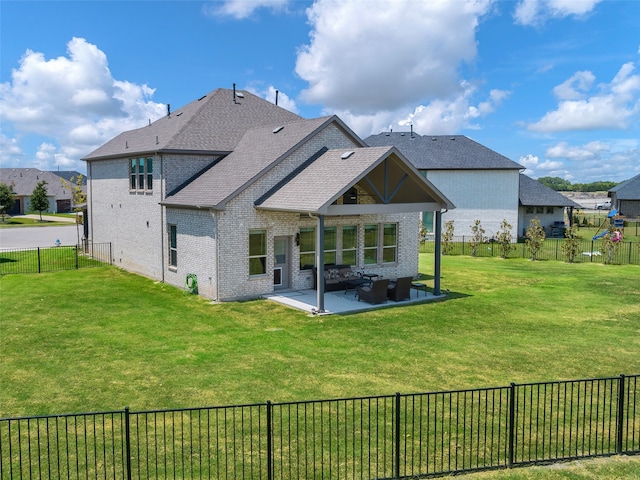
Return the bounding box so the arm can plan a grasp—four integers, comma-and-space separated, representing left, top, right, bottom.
366, 133, 523, 239
0, 168, 85, 214
83, 88, 453, 309
366, 133, 583, 239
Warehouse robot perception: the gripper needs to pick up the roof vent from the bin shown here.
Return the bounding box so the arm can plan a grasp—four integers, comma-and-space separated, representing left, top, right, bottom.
273, 126, 284, 134
236, 92, 245, 98
341, 151, 355, 160
432, 137, 437, 141
197, 95, 206, 101
450, 137, 456, 140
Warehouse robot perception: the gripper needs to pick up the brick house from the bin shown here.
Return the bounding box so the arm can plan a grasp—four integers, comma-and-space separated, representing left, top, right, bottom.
0, 168, 85, 214
83, 88, 453, 309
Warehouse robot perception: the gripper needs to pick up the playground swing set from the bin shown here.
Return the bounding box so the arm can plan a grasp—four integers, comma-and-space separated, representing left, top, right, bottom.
592, 209, 624, 242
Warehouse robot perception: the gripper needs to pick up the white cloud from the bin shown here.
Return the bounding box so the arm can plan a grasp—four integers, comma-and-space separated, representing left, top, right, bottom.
537, 159, 565, 170
203, 0, 290, 19
518, 153, 539, 168
546, 140, 610, 161
0, 37, 166, 171
514, 0, 601, 26
527, 62, 640, 132
263, 86, 298, 114
296, 0, 492, 114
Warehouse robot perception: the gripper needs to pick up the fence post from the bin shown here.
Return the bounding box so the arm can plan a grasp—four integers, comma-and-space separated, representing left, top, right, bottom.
508, 383, 516, 468
395, 392, 401, 479
75, 245, 79, 269
267, 401, 273, 480
37, 247, 41, 273
124, 406, 132, 480
616, 375, 625, 454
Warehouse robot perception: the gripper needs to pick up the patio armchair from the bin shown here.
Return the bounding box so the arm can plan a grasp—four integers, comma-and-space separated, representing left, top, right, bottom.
357, 278, 389, 305
387, 276, 413, 302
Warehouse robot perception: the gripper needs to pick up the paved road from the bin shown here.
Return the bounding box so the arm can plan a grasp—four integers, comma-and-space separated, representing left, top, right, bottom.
0, 225, 80, 249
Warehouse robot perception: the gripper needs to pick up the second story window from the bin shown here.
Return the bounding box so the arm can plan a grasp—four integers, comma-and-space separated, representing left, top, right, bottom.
130, 157, 153, 191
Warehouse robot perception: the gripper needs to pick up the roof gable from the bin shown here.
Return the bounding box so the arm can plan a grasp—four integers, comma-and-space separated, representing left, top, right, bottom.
162, 116, 350, 209
365, 133, 523, 170
83, 88, 302, 160
256, 146, 454, 214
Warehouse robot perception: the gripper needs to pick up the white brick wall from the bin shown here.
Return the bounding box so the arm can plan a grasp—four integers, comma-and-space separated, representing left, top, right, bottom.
425, 169, 520, 239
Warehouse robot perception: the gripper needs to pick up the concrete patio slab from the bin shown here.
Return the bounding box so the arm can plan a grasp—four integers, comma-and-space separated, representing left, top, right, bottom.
264, 286, 446, 315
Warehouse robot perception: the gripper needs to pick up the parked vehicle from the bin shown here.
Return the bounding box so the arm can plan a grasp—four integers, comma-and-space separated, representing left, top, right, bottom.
596, 200, 611, 210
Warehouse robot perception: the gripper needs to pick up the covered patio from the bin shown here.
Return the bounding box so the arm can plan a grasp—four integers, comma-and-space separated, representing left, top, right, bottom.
265, 284, 447, 315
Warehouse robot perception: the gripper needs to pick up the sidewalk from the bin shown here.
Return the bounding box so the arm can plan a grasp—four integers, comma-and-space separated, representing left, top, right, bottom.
16, 214, 77, 223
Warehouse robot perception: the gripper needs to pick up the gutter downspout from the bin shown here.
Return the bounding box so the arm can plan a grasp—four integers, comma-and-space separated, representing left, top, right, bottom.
160, 154, 165, 283
433, 209, 443, 296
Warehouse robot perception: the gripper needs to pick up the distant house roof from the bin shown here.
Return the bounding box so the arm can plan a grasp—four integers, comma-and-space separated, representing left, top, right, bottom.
83, 88, 302, 161
162, 115, 366, 209
365, 132, 523, 170
55, 171, 86, 185
609, 173, 640, 200
519, 174, 580, 207
0, 168, 78, 197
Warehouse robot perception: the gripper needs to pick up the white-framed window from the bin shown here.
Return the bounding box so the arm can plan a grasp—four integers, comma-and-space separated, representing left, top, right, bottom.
324, 226, 337, 265
341, 225, 357, 266
299, 227, 315, 270
130, 157, 153, 191
364, 224, 379, 265
364, 223, 398, 265
382, 223, 398, 263
249, 229, 267, 276
168, 224, 177, 268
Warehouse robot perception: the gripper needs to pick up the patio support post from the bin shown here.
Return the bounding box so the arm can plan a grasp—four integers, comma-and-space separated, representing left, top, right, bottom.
433, 210, 442, 295
316, 214, 326, 313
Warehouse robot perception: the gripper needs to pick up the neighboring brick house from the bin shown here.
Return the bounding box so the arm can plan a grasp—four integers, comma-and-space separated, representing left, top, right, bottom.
518, 174, 580, 237
83, 88, 453, 308
365, 133, 524, 240
0, 168, 85, 214
608, 173, 640, 218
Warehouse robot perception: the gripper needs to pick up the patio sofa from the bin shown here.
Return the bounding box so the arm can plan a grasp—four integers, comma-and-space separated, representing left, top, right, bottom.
312, 264, 358, 292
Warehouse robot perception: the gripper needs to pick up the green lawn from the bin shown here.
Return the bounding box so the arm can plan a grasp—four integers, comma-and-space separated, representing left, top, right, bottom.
1, 254, 639, 418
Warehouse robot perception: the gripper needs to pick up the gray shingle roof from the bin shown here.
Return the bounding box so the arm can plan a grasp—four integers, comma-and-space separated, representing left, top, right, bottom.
83, 88, 302, 160
518, 174, 580, 207
0, 168, 79, 197
257, 146, 454, 214
365, 132, 523, 170
162, 116, 345, 208
609, 173, 640, 200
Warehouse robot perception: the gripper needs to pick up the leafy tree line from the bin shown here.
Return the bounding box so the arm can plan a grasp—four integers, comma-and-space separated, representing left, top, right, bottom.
537, 176, 618, 192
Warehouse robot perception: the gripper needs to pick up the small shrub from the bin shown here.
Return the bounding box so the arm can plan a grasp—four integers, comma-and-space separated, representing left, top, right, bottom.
495, 219, 515, 259
525, 218, 546, 261
468, 220, 487, 257
561, 224, 581, 263
442, 220, 455, 255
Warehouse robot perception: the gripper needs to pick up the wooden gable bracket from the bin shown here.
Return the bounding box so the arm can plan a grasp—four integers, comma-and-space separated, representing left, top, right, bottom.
363, 158, 409, 204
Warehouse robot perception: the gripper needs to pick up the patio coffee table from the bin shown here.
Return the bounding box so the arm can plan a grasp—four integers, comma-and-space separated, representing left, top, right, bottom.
345, 277, 369, 295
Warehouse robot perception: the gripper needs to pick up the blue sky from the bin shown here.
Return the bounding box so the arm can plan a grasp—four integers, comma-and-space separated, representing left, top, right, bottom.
1, 0, 639, 184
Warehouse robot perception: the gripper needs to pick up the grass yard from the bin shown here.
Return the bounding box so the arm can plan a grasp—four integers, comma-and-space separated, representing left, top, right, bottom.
1, 254, 639, 418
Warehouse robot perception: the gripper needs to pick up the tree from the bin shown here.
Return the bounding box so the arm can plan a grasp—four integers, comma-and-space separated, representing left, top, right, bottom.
525, 218, 546, 261
601, 223, 622, 265
495, 219, 515, 259
561, 224, 581, 263
0, 182, 16, 223
441, 220, 455, 255
29, 180, 49, 221
468, 219, 486, 257
60, 174, 87, 245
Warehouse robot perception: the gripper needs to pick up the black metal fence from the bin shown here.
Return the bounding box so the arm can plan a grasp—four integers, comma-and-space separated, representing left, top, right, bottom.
0, 243, 112, 275
2, 375, 638, 479
420, 237, 640, 265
